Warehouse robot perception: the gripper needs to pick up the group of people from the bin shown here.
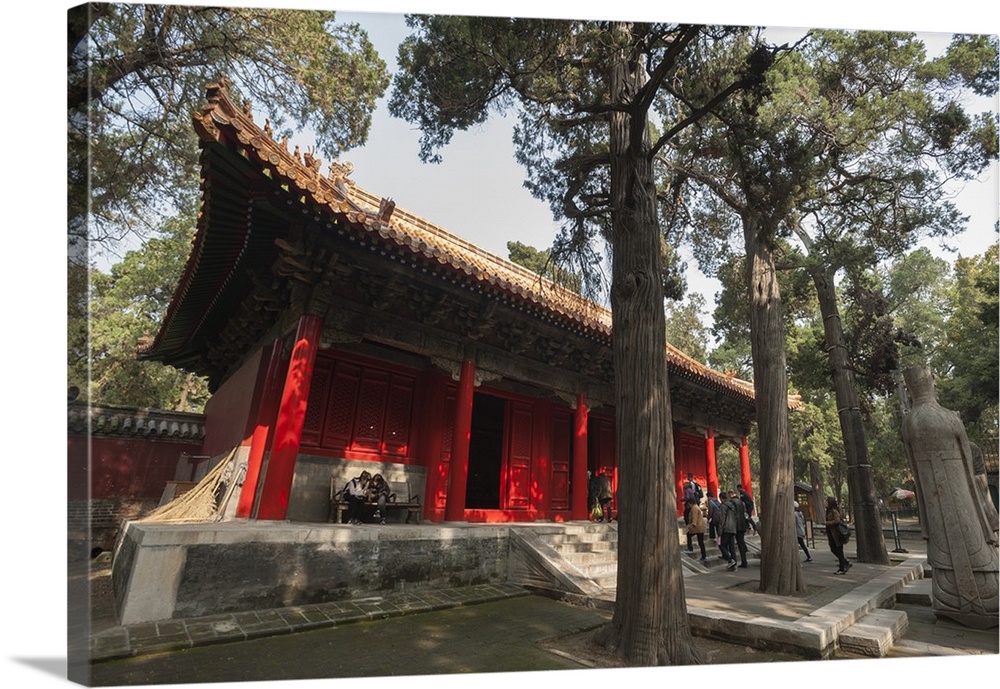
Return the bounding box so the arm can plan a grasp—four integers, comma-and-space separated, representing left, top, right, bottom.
685, 476, 851, 575
345, 466, 853, 575
684, 475, 756, 571
342, 471, 392, 525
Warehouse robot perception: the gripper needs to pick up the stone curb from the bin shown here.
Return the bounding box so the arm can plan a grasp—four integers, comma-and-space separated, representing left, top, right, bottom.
91, 582, 530, 662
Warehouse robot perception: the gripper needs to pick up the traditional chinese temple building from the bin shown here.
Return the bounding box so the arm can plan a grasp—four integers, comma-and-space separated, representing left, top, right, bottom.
140, 81, 761, 526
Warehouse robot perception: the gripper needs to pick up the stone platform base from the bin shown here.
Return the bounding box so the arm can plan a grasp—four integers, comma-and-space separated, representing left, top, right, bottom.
113, 521, 514, 625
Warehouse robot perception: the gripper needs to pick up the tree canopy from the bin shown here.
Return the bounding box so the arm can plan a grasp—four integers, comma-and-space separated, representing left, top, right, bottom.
670, 29, 996, 566
68, 3, 390, 258
73, 215, 210, 411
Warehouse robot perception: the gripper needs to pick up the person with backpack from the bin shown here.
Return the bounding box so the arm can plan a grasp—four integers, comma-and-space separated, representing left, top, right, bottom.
685, 473, 704, 502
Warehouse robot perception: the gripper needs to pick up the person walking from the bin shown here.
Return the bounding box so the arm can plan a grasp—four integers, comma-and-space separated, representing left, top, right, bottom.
729, 490, 749, 568
707, 491, 722, 544
738, 486, 759, 535
720, 491, 739, 570
825, 496, 852, 574
794, 501, 812, 562
686, 496, 708, 561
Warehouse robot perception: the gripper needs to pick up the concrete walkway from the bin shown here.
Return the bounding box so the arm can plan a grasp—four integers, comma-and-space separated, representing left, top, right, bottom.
82, 525, 997, 667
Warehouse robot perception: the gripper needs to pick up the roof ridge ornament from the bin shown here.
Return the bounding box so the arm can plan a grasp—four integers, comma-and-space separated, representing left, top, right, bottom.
378, 197, 396, 224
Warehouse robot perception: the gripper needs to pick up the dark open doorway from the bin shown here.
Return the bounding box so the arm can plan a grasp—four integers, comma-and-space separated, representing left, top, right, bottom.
467, 392, 505, 509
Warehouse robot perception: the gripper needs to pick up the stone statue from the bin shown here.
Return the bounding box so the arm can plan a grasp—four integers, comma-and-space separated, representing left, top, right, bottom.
901, 366, 998, 629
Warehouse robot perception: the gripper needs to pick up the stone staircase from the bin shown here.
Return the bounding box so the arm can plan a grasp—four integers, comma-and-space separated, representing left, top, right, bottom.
838, 564, 933, 658
508, 522, 619, 596
509, 521, 765, 594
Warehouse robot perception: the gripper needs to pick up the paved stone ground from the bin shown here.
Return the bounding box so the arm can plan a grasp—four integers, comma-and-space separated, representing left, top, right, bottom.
76, 524, 997, 687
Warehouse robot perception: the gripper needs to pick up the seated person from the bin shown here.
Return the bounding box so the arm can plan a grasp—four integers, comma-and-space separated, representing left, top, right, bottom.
366, 473, 392, 525
344, 471, 371, 525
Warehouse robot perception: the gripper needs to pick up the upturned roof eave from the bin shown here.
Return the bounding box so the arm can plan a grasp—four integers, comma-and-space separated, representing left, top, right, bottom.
148, 80, 778, 408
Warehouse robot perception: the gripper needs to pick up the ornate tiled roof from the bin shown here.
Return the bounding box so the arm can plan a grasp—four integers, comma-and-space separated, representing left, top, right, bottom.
68, 402, 206, 441
176, 81, 773, 405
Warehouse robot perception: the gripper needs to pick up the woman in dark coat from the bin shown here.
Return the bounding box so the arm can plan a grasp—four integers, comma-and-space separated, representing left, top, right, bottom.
825, 497, 852, 574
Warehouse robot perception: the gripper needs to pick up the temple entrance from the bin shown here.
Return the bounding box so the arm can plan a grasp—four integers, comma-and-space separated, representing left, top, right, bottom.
467, 392, 504, 509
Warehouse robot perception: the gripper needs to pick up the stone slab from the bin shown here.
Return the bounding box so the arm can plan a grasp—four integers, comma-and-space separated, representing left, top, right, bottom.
839, 608, 909, 657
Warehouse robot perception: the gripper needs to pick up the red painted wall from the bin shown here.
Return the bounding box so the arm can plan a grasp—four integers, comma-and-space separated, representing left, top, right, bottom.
203, 347, 266, 456
68, 435, 204, 501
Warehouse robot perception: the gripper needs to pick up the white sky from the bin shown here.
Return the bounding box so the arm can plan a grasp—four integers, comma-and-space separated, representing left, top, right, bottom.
3, 2, 997, 689
333, 5, 998, 326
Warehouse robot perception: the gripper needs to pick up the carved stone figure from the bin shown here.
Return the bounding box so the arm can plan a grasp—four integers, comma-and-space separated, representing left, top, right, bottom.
901, 366, 999, 629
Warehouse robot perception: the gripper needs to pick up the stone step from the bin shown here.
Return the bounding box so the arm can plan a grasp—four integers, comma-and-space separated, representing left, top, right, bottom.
570, 559, 619, 578
839, 608, 909, 658
896, 578, 932, 606
551, 540, 618, 555
544, 530, 618, 545
593, 573, 618, 589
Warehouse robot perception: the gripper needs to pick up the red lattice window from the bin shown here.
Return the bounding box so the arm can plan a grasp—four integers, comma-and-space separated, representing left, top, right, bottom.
306, 353, 416, 459
383, 376, 414, 455
301, 359, 332, 446
353, 369, 389, 452
322, 362, 362, 448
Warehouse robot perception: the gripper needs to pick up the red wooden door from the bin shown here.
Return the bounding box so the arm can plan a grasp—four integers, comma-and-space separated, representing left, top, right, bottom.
504, 401, 533, 510
550, 409, 572, 511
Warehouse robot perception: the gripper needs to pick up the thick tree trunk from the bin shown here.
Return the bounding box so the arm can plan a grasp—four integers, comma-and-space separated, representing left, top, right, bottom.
592, 21, 700, 666
743, 215, 805, 595
811, 269, 890, 564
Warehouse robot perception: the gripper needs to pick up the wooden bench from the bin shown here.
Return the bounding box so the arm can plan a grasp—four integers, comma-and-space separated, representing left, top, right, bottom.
329, 477, 422, 524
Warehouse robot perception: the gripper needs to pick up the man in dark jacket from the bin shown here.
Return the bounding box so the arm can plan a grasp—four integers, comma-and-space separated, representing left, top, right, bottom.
720, 493, 739, 570
730, 490, 749, 568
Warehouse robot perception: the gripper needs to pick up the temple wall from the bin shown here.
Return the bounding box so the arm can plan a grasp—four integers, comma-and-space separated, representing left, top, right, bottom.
202, 347, 267, 457
67, 403, 207, 554
113, 521, 512, 625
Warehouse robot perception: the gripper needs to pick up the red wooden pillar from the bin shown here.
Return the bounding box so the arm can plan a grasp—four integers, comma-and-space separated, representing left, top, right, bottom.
739, 435, 753, 497
418, 372, 447, 521
256, 314, 323, 520
236, 338, 285, 518
705, 427, 719, 500
572, 394, 589, 520
444, 360, 475, 522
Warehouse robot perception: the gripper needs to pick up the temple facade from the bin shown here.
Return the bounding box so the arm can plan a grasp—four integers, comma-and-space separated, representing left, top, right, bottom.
140, 82, 761, 524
